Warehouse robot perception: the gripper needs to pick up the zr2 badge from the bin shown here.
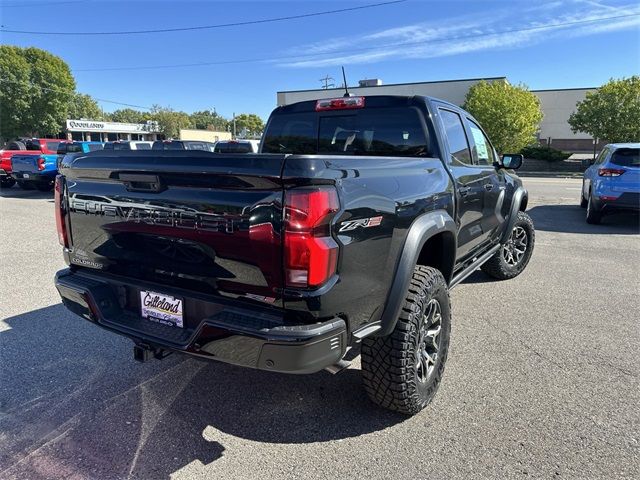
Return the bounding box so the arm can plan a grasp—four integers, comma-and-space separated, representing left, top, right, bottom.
339, 216, 383, 232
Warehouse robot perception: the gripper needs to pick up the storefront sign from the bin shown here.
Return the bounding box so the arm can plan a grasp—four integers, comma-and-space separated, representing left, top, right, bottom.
66, 119, 159, 133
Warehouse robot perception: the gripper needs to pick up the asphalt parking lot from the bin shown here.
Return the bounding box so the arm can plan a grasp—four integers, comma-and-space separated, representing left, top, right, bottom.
0, 177, 638, 480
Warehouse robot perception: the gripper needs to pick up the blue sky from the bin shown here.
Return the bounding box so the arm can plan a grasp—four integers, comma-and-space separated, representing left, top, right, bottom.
1, 0, 639, 120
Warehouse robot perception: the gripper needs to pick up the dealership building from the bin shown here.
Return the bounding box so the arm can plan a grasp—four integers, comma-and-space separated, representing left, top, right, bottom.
277, 77, 597, 152
64, 119, 161, 142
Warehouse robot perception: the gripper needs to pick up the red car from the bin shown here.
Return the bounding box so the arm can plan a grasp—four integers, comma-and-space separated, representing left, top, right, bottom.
0, 138, 62, 188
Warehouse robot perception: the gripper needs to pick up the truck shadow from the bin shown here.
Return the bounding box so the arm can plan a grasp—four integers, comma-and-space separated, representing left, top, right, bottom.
527, 204, 640, 235
0, 304, 405, 479
0, 187, 53, 199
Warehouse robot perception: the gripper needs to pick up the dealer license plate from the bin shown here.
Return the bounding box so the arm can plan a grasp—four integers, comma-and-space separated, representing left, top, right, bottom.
140, 290, 184, 328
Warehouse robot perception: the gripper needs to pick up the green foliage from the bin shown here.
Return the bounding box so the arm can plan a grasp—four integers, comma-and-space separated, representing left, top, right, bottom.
568, 76, 640, 143
150, 105, 193, 139
520, 144, 571, 162
68, 93, 103, 120
463, 80, 543, 154
190, 110, 228, 131
20, 47, 76, 137
0, 45, 31, 140
107, 108, 149, 124
233, 113, 264, 138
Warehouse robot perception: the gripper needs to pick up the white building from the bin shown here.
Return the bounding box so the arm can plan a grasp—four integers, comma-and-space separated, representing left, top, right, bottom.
277, 78, 597, 152
65, 119, 160, 142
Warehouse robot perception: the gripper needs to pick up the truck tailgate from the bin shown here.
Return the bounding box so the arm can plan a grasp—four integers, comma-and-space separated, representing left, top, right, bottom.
63, 151, 287, 307
11, 153, 42, 173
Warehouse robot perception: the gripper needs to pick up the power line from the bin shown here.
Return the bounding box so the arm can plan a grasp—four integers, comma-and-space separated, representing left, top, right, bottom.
72, 12, 640, 72
0, 78, 153, 110
0, 0, 406, 35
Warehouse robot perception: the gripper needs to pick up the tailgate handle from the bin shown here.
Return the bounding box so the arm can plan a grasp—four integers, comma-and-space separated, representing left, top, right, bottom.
119, 173, 163, 192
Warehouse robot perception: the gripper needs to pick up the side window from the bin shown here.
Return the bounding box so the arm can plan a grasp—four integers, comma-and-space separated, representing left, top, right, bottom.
467, 120, 496, 165
439, 109, 472, 165
594, 148, 608, 164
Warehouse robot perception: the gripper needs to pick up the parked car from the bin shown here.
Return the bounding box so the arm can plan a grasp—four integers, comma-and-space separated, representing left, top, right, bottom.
581, 143, 640, 224
151, 140, 216, 151
213, 139, 260, 153
0, 138, 62, 188
6, 138, 64, 190
56, 141, 104, 168
103, 141, 153, 151
54, 95, 534, 415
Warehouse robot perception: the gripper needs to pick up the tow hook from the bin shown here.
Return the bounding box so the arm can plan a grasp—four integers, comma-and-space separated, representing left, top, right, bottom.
133, 343, 171, 362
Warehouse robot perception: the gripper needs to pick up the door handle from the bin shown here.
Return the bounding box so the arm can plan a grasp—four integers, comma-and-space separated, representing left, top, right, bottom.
459, 186, 471, 197
483, 183, 494, 191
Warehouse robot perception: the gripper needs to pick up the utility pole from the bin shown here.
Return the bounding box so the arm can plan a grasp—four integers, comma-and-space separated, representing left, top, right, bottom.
232, 112, 236, 139
319, 75, 335, 90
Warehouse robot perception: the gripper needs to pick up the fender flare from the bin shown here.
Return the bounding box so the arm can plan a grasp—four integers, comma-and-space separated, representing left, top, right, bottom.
377, 210, 457, 337
500, 187, 528, 243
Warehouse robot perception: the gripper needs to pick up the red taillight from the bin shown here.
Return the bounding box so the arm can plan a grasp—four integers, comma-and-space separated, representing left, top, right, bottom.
315, 96, 365, 111
55, 175, 69, 248
37, 156, 45, 171
598, 168, 625, 177
284, 188, 340, 288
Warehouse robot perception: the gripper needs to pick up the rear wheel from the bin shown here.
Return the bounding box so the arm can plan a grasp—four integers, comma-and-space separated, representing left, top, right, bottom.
0, 177, 15, 188
361, 266, 451, 415
481, 211, 535, 280
586, 191, 602, 224
580, 183, 588, 208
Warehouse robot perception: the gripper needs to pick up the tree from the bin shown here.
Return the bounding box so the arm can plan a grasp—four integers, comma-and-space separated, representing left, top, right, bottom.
0, 45, 31, 140
568, 76, 640, 143
21, 47, 76, 137
68, 93, 103, 120
233, 113, 264, 138
150, 105, 193, 139
107, 108, 148, 124
191, 110, 228, 131
463, 80, 543, 153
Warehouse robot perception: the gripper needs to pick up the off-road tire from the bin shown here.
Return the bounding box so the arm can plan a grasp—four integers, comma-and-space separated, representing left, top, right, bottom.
361, 266, 451, 415
586, 191, 602, 224
481, 211, 535, 280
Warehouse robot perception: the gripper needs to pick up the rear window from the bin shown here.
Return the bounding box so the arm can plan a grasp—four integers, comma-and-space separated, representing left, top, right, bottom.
262, 107, 430, 156
214, 142, 253, 153
135, 143, 151, 150
66, 144, 84, 153
46, 141, 61, 152
57, 143, 68, 154
152, 141, 184, 150
87, 143, 104, 152
26, 141, 42, 151
610, 148, 640, 167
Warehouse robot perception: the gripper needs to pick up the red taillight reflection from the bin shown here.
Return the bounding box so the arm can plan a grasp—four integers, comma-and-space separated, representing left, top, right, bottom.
315, 96, 365, 111
54, 175, 69, 247
598, 168, 625, 177
37, 157, 45, 171
284, 188, 339, 288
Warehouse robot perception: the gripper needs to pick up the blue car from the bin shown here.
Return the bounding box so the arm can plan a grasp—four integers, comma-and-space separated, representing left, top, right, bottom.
581, 143, 640, 224
56, 141, 104, 169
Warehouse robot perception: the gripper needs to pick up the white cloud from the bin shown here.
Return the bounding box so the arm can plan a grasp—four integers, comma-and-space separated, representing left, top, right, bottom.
278, 1, 640, 68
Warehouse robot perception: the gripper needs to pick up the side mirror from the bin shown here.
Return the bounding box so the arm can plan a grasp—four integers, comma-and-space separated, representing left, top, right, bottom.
501, 154, 523, 170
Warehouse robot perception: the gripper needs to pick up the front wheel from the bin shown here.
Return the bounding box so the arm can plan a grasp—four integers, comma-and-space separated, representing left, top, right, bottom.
481, 211, 535, 280
361, 266, 451, 415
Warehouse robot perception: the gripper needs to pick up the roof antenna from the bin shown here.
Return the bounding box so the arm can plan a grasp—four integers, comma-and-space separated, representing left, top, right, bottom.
341, 66, 351, 97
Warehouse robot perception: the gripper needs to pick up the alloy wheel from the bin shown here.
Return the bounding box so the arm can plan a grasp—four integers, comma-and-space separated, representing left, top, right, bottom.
415, 298, 442, 384
502, 225, 528, 266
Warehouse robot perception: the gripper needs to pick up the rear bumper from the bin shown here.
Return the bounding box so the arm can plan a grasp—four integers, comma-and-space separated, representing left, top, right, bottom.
595, 192, 640, 213
10, 171, 56, 183
55, 268, 347, 374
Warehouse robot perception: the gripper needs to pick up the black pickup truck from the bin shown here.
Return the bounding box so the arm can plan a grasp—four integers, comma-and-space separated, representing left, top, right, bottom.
54, 95, 534, 415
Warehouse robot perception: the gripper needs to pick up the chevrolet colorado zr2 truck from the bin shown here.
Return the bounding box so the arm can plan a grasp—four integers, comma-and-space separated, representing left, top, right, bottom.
54, 95, 534, 415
